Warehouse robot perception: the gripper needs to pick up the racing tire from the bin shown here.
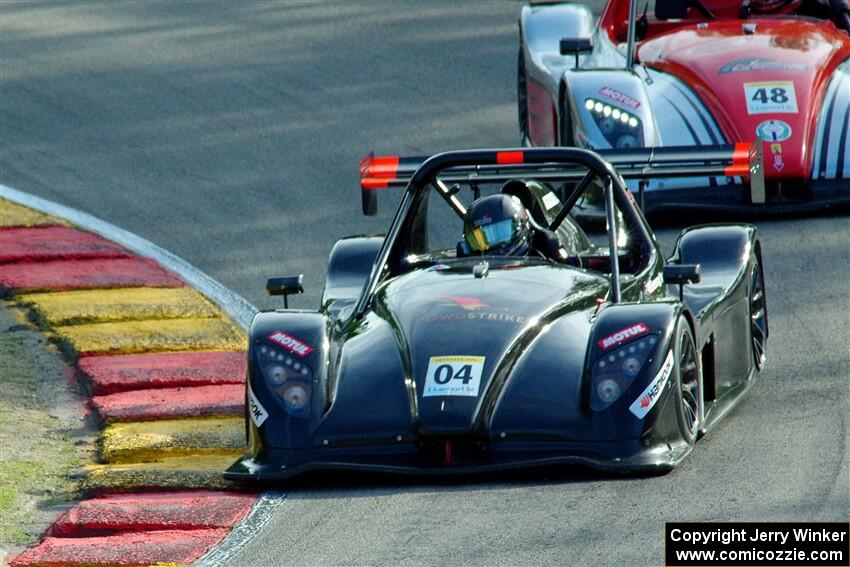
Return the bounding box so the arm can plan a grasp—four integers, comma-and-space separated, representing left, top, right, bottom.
749, 253, 768, 371
673, 317, 702, 446
558, 81, 575, 147
518, 47, 529, 144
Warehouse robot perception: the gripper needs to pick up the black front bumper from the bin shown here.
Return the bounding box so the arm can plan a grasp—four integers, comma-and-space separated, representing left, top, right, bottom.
224, 437, 691, 482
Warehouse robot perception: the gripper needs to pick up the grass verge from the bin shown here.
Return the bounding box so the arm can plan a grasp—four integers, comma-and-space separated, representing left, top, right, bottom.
0, 301, 92, 563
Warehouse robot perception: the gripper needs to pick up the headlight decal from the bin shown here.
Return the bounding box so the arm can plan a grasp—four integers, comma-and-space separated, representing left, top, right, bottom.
628, 349, 674, 419
256, 342, 314, 418
584, 97, 644, 148
590, 333, 658, 412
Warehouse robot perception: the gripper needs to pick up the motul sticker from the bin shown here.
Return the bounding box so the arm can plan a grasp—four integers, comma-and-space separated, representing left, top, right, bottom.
268, 331, 313, 357
598, 86, 641, 109
423, 356, 485, 397
629, 350, 674, 419
248, 383, 269, 427
744, 82, 797, 114
597, 323, 649, 349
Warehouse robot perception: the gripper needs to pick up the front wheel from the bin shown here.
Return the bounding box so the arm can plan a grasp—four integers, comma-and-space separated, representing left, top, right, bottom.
673, 317, 702, 445
750, 255, 768, 370
517, 48, 529, 143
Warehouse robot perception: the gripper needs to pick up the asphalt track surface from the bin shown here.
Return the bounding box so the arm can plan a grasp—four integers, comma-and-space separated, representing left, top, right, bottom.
2, 2, 848, 565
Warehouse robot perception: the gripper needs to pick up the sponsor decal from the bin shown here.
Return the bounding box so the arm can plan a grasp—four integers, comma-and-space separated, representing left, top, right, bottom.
745, 81, 798, 114
542, 192, 561, 211
598, 322, 650, 349
770, 143, 785, 172
247, 383, 269, 427
598, 86, 641, 109
268, 330, 313, 357
437, 296, 490, 311
474, 213, 493, 227
756, 119, 792, 143
645, 274, 663, 295
420, 311, 527, 325
423, 355, 485, 397
718, 57, 806, 74
629, 350, 674, 419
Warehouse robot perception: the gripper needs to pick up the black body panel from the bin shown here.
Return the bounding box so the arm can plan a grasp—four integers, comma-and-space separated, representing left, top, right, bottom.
226, 148, 766, 482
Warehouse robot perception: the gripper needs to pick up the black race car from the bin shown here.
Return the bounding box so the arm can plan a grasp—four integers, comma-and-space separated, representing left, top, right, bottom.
226, 144, 768, 481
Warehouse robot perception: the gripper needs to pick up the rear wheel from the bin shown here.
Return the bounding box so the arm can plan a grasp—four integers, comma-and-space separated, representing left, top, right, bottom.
750, 257, 768, 370
673, 317, 701, 445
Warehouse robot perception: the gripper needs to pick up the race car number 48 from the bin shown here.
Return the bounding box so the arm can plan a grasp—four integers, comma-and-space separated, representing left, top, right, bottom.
744, 81, 798, 114
423, 356, 485, 397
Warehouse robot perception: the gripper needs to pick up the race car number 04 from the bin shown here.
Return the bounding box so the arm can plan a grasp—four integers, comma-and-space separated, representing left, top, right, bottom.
423, 356, 485, 397
744, 81, 797, 114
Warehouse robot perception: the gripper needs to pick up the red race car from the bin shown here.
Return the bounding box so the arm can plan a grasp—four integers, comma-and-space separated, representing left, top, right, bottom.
518, 0, 850, 212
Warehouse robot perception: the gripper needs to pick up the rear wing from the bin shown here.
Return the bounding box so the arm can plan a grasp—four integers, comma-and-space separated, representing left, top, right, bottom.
359, 143, 764, 215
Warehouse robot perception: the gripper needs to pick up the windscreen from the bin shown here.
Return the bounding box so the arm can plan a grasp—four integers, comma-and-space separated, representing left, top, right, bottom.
410, 172, 648, 276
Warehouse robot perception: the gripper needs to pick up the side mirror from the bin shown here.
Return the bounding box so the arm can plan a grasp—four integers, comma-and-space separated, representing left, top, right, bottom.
559, 37, 593, 67
663, 264, 701, 285
663, 264, 700, 301
267, 275, 304, 308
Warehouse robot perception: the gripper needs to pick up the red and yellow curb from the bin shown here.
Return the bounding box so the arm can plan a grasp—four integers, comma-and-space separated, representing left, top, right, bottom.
1, 199, 255, 567
78, 350, 246, 395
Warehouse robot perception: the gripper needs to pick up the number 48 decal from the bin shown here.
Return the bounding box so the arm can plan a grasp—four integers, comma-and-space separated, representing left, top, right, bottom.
751, 87, 788, 104
423, 356, 485, 397
744, 82, 798, 115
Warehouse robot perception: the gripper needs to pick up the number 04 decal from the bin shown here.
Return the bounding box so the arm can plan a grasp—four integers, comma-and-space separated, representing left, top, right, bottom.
744, 81, 797, 114
423, 356, 485, 397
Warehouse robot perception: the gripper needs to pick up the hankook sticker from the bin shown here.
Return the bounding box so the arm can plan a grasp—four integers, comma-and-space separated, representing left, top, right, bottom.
423, 356, 485, 397
744, 81, 798, 114
248, 383, 269, 427
629, 350, 674, 419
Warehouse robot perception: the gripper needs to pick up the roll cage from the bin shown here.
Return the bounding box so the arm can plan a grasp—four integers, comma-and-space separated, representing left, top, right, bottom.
355, 147, 662, 318
355, 144, 761, 320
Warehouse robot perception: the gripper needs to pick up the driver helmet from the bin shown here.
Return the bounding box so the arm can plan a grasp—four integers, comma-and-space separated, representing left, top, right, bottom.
462, 194, 531, 256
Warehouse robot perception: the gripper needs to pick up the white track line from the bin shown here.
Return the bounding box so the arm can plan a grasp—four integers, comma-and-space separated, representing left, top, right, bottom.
0, 183, 281, 566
